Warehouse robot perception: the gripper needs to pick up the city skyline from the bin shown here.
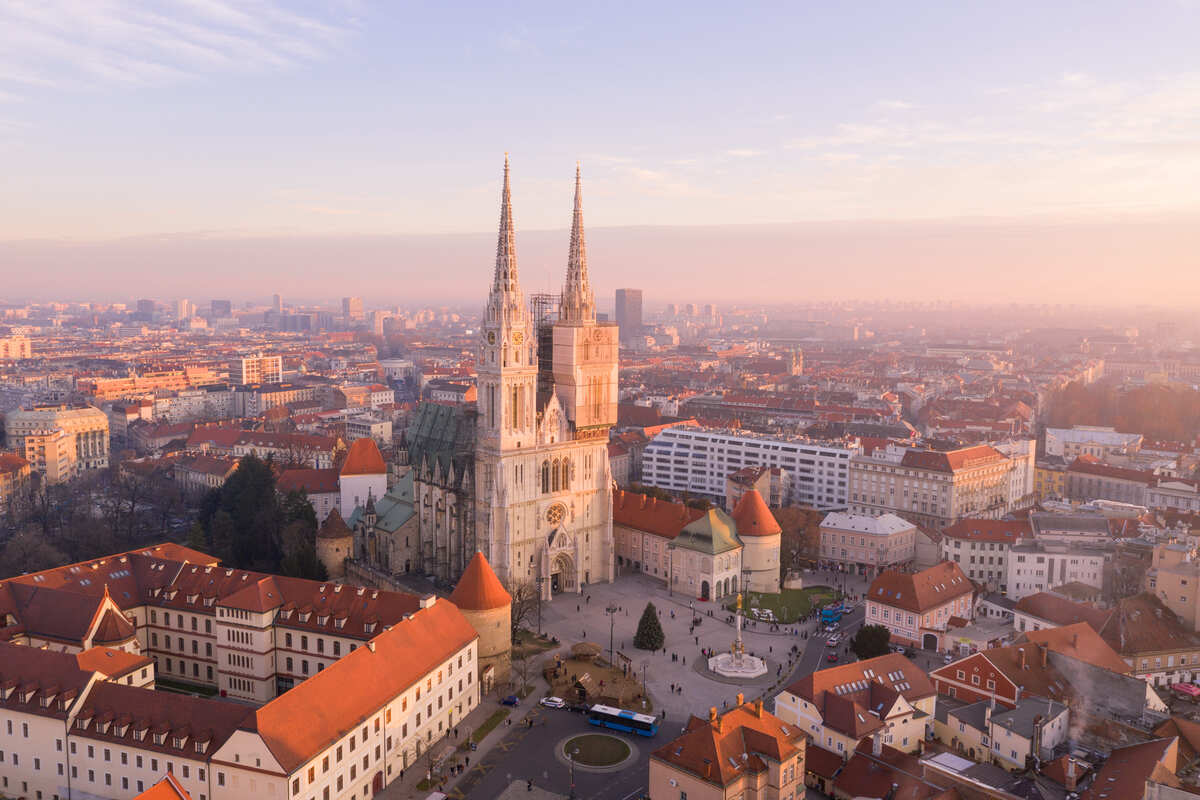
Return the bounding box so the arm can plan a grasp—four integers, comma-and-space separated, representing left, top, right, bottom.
2, 2, 1200, 305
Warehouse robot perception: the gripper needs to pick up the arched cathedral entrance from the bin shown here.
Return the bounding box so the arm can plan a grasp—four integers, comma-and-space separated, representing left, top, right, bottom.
551, 552, 575, 594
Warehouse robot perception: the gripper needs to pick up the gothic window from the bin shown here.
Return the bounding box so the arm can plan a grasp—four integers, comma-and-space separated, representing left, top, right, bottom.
510, 385, 518, 430
560, 459, 571, 491
541, 461, 550, 494
552, 459, 561, 492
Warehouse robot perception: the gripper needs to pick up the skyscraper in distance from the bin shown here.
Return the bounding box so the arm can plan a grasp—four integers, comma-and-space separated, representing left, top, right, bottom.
272, 294, 282, 314
211, 299, 232, 318
342, 296, 364, 320
614, 288, 643, 345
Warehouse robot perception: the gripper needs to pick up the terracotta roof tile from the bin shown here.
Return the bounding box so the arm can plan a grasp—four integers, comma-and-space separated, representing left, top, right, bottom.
449, 552, 511, 611
868, 561, 973, 614
612, 489, 704, 540
340, 438, 386, 476
1014, 592, 1113, 633
1020, 622, 1132, 674
134, 774, 192, 800
731, 490, 782, 537
317, 508, 354, 540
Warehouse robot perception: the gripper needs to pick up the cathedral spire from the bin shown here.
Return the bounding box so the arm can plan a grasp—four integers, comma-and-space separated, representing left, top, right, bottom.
559, 162, 596, 323
493, 153, 519, 294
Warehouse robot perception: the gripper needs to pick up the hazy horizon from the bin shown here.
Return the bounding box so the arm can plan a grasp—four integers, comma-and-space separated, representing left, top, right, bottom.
3, 211, 1199, 309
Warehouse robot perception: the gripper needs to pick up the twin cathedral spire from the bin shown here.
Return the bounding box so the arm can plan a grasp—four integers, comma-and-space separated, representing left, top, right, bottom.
486, 156, 595, 325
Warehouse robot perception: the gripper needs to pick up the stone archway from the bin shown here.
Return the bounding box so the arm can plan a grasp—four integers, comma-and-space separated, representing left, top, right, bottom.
551, 552, 576, 594
701, 580, 711, 600
923, 633, 939, 651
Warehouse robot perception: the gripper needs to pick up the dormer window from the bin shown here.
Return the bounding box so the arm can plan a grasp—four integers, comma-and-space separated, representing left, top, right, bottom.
334, 619, 345, 630
299, 612, 311, 623
153, 733, 165, 745
118, 724, 129, 737
173, 737, 184, 749
317, 616, 329, 626
195, 742, 207, 754
22, 689, 34, 703
187, 594, 198, 604
135, 729, 147, 742
204, 597, 215, 607
364, 622, 377, 634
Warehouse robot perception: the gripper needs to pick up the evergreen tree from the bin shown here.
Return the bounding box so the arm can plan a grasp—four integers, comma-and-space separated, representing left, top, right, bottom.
851, 624, 892, 660
634, 602, 665, 651
185, 522, 207, 552
210, 510, 236, 564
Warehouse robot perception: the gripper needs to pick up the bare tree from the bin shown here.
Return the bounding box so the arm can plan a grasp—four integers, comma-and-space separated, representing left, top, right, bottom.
506, 580, 538, 642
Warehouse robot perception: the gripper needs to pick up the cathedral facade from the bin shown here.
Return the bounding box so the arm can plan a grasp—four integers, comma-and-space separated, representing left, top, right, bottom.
404, 159, 618, 598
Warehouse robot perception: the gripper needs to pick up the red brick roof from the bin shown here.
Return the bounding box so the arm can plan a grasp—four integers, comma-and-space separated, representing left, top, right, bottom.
1067, 455, 1155, 485
868, 561, 973, 614
135, 774, 192, 800
316, 508, 353, 540
1014, 592, 1113, 633
1078, 738, 1180, 800
277, 467, 340, 495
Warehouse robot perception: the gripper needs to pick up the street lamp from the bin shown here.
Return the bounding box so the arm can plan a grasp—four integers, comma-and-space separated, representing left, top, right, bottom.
606, 605, 618, 666
569, 746, 580, 799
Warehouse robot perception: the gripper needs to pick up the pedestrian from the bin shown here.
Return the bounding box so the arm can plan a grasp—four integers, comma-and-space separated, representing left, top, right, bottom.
583, 630, 586, 638
577, 604, 580, 612
466, 756, 470, 767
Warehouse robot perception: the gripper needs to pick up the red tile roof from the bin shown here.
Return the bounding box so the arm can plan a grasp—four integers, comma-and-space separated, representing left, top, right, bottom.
941, 518, 1031, 543
868, 561, 973, 614
1078, 738, 1180, 800
731, 490, 782, 537
901, 445, 1006, 473
1067, 455, 1155, 485
612, 489, 705, 539
277, 468, 340, 495
251, 598, 477, 771
316, 508, 353, 540
650, 700, 805, 788
1014, 592, 1113, 633
135, 774, 192, 800
340, 438, 386, 476
449, 552, 511, 611
1020, 622, 1132, 674
75, 646, 154, 679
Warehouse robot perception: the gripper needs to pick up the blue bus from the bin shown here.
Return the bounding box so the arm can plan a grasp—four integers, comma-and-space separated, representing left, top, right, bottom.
587, 704, 659, 737
820, 603, 844, 627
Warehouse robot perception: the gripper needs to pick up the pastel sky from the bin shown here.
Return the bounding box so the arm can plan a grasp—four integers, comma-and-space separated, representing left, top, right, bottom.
2, 1, 1199, 305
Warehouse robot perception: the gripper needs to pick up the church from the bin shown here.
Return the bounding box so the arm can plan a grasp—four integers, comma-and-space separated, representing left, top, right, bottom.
354, 158, 619, 599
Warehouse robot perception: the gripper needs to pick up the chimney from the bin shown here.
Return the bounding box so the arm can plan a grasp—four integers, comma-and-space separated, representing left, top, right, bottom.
872, 731, 883, 756
754, 698, 763, 717
1018, 647, 1026, 669
1071, 632, 1078, 648
984, 702, 992, 727
1041, 643, 1048, 668
736, 693, 744, 706
1065, 757, 1078, 792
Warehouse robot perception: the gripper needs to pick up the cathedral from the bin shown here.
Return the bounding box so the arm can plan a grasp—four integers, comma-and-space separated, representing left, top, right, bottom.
373, 158, 619, 599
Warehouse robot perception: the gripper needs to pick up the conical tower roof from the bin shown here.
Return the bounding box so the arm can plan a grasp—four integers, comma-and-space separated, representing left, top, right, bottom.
341, 438, 386, 476
317, 508, 354, 540
450, 551, 511, 611
731, 490, 782, 537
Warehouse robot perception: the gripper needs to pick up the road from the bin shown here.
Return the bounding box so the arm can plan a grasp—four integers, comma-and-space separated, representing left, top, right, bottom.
458, 704, 652, 800
770, 605, 865, 712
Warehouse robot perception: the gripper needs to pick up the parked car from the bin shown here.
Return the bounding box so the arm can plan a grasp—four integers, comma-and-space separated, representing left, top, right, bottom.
826, 652, 839, 663
540, 696, 566, 709
826, 634, 842, 647
501, 694, 520, 706
566, 702, 591, 714
943, 653, 954, 664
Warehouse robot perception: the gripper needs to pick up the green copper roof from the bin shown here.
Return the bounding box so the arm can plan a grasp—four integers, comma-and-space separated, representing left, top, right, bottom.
348, 472, 415, 532
670, 508, 743, 555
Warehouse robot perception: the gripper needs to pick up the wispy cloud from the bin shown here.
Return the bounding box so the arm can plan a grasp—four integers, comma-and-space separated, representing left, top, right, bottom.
0, 0, 356, 93
874, 99, 916, 111
725, 148, 764, 158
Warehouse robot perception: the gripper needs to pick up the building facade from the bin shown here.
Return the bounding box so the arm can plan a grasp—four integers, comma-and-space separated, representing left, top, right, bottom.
5, 404, 110, 473
234, 354, 282, 385
939, 518, 1030, 594
406, 161, 618, 598
640, 426, 858, 511
818, 512, 918, 576
865, 561, 975, 650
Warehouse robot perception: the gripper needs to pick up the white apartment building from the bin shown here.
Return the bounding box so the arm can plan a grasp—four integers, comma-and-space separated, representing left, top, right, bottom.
234, 354, 283, 385
346, 415, 392, 446
939, 519, 1030, 594
818, 512, 918, 576
5, 404, 110, 472
994, 438, 1037, 511
640, 426, 859, 510
1006, 541, 1109, 600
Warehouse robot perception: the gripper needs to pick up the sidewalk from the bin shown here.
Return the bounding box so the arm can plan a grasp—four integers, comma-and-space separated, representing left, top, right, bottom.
376, 687, 545, 800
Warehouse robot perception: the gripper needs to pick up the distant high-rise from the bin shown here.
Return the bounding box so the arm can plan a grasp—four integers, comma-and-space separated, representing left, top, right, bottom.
272, 294, 282, 314
135, 299, 155, 316
342, 296, 364, 320
614, 288, 643, 345
175, 298, 191, 321
211, 299, 232, 318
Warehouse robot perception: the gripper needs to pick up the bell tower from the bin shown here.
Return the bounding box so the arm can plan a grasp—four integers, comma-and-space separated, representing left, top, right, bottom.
478, 155, 538, 450
553, 165, 618, 434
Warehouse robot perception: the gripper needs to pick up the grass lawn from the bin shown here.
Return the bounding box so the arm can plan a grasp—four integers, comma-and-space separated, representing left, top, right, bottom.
564, 734, 631, 767
471, 708, 510, 743
726, 586, 842, 623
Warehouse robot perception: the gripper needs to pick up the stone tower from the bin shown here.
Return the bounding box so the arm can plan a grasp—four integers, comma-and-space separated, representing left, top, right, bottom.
449, 551, 512, 688
316, 508, 354, 579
